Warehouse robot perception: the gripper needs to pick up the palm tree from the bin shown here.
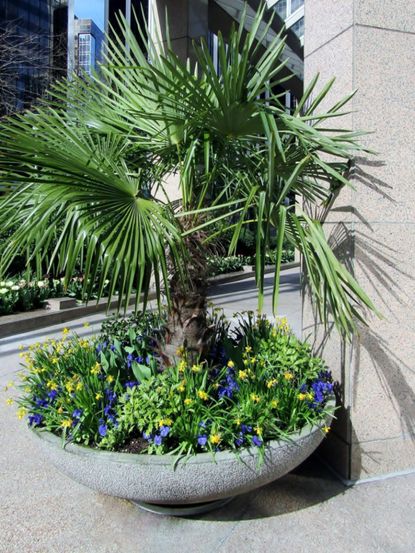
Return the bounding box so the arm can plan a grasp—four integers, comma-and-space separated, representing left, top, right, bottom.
0, 5, 376, 358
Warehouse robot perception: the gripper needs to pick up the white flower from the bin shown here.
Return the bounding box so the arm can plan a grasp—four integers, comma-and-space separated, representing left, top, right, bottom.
0, 288, 9, 295
11, 285, 20, 291
53, 279, 60, 286
5, 281, 14, 287
37, 281, 46, 288
18, 280, 26, 287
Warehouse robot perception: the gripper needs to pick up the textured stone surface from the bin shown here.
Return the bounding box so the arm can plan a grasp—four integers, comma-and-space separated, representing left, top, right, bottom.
304, 0, 353, 57
30, 408, 333, 505
303, 0, 415, 480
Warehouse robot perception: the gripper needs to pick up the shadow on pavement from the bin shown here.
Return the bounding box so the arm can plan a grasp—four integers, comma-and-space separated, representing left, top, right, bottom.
191, 455, 346, 522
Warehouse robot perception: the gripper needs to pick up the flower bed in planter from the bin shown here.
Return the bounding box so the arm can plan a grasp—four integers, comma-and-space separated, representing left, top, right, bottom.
12, 311, 335, 514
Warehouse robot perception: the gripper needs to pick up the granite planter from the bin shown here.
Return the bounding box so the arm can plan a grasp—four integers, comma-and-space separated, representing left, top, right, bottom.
30, 398, 334, 515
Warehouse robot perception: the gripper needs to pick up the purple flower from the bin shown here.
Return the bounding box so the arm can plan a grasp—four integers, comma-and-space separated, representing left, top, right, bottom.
142, 431, 152, 441
154, 435, 162, 446
124, 381, 138, 389
159, 425, 170, 438
28, 413, 43, 426
241, 424, 252, 434
47, 390, 58, 401
105, 389, 117, 404
235, 437, 244, 447
35, 397, 48, 407
252, 436, 263, 447
72, 409, 83, 419
135, 355, 144, 364
98, 423, 107, 437
199, 421, 207, 428
110, 344, 116, 352
197, 435, 208, 446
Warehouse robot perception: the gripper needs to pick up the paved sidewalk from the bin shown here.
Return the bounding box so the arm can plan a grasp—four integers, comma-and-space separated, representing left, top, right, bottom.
1, 269, 414, 553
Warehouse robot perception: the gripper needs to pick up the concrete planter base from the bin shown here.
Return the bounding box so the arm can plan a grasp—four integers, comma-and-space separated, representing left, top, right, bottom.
30, 399, 333, 515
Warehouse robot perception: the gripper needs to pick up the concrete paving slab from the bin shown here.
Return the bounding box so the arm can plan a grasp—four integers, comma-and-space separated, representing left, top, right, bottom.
1, 269, 414, 552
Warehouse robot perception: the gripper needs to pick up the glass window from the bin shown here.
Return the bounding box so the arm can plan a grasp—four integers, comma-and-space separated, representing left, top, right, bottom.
291, 0, 304, 14
291, 16, 304, 38
275, 0, 287, 19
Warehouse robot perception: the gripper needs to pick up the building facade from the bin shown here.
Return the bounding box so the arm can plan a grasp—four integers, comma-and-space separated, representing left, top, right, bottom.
73, 18, 104, 75
0, 0, 68, 114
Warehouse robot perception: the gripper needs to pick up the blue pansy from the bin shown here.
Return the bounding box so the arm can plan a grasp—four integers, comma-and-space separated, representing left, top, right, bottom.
28, 413, 43, 426
252, 436, 263, 447
160, 425, 170, 438
35, 397, 48, 407
197, 435, 208, 446
241, 424, 252, 434
98, 423, 107, 437
124, 381, 139, 389
154, 435, 163, 446
47, 390, 58, 401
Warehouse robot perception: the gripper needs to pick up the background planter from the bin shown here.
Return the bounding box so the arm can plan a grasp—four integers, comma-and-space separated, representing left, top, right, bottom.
30, 399, 334, 515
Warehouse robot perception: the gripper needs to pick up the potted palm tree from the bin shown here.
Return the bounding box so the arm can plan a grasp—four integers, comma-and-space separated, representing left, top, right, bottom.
1, 5, 375, 515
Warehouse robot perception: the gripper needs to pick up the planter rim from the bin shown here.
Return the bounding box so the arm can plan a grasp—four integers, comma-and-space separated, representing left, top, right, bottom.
31, 398, 335, 467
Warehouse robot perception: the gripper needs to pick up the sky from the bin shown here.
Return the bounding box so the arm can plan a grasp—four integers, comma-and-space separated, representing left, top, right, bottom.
74, 0, 105, 31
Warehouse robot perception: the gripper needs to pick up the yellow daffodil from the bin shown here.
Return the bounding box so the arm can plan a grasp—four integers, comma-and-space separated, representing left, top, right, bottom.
191, 364, 202, 373
210, 433, 221, 445
250, 393, 260, 403
47, 380, 58, 390
323, 426, 330, 434
271, 399, 279, 408
227, 360, 235, 368
62, 327, 70, 335
254, 426, 262, 436
90, 362, 101, 376
197, 390, 208, 401
57, 406, 64, 414
83, 322, 90, 328
17, 407, 27, 420
245, 346, 252, 353
283, 372, 293, 381
6, 398, 13, 406
178, 360, 187, 373
106, 375, 114, 383
238, 370, 248, 380
184, 398, 193, 406
266, 378, 277, 388
297, 393, 307, 401
76, 382, 83, 391
61, 419, 73, 428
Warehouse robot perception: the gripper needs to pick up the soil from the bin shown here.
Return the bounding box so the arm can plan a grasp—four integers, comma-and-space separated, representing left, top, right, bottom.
120, 436, 148, 454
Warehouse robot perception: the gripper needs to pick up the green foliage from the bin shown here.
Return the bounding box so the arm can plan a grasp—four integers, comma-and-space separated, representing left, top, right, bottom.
15, 314, 334, 458
0, 5, 377, 337
207, 255, 248, 276
0, 277, 65, 315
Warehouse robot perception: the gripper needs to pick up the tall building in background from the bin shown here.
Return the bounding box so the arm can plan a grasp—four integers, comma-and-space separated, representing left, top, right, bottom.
268, 0, 304, 43
74, 18, 104, 75
0, 0, 68, 114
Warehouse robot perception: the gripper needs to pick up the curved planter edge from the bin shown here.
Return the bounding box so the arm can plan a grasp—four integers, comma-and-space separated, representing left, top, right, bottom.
29, 398, 335, 507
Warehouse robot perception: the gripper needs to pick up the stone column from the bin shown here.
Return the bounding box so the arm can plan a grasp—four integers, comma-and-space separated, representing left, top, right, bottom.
149, 0, 208, 61
303, 1, 415, 481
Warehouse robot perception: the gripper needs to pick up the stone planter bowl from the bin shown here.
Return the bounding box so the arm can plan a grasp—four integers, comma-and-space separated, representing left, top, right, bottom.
31, 399, 334, 515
